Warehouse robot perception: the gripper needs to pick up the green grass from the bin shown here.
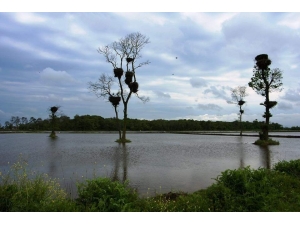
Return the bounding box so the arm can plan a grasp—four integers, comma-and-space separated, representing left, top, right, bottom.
2, 159, 300, 212
115, 139, 131, 143
254, 138, 280, 146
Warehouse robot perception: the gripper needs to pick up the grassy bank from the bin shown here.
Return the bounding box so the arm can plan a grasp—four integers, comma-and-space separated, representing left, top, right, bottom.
1, 159, 300, 212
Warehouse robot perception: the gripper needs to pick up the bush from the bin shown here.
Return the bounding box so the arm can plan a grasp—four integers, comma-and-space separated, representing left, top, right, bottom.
0, 161, 77, 212
76, 177, 138, 212
202, 166, 300, 211
274, 159, 300, 179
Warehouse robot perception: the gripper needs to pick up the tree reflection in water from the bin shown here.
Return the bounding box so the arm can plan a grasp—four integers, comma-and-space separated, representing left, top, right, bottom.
111, 143, 128, 183
259, 145, 271, 169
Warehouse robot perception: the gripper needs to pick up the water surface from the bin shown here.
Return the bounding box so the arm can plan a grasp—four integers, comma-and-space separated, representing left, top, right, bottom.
0, 133, 299, 197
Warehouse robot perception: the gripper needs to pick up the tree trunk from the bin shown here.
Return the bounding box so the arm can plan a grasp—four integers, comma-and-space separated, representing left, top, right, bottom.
265, 83, 270, 141
262, 68, 269, 141
239, 105, 243, 136
122, 102, 128, 141
114, 106, 121, 140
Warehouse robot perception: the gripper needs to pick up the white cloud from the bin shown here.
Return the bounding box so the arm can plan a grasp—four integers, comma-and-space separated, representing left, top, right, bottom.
180, 12, 238, 33
291, 64, 298, 69
278, 13, 300, 29
14, 12, 46, 24
39, 68, 77, 85
70, 24, 86, 35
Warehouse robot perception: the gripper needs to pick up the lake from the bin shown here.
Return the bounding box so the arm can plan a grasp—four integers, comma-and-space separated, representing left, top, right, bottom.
0, 132, 299, 198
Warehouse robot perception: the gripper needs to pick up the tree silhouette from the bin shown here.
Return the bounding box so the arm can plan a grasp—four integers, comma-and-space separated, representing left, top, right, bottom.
89, 32, 150, 143
89, 74, 122, 140
228, 86, 248, 136
49, 106, 60, 138
248, 54, 283, 141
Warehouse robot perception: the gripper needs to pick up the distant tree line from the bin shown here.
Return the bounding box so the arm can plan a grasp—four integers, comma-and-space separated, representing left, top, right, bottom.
1, 114, 291, 132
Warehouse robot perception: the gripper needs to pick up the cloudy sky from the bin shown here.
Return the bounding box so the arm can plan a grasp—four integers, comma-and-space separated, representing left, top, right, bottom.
1, 3, 300, 128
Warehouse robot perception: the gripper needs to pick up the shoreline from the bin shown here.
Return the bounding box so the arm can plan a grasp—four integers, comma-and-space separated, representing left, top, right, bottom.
1, 130, 300, 138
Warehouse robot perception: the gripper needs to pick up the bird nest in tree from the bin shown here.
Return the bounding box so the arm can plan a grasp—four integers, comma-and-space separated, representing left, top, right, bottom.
255, 54, 268, 61
125, 71, 134, 85
256, 59, 271, 70
125, 71, 134, 78
113, 68, 124, 79
266, 101, 277, 108
238, 100, 246, 106
50, 106, 59, 113
129, 82, 139, 93
109, 96, 121, 106
126, 57, 134, 63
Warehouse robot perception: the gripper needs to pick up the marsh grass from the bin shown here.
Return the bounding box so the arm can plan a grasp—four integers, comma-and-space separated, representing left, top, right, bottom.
0, 160, 77, 212
2, 159, 300, 212
115, 139, 131, 143
254, 138, 280, 146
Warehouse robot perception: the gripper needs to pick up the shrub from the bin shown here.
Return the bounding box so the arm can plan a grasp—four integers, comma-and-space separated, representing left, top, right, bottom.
76, 177, 138, 212
203, 166, 300, 211
0, 161, 77, 212
273, 159, 300, 179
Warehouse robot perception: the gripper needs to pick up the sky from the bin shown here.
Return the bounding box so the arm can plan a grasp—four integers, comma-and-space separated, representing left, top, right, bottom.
1, 2, 300, 128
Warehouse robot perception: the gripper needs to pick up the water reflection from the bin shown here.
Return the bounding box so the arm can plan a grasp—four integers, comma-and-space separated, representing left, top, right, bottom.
1, 133, 299, 197
46, 138, 62, 179
258, 145, 271, 169
237, 136, 245, 169
47, 137, 59, 177
111, 143, 128, 183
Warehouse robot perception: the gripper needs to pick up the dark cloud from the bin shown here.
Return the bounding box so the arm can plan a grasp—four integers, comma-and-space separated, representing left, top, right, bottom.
190, 77, 207, 88
277, 102, 293, 110
153, 91, 171, 99
197, 103, 222, 111
282, 88, 300, 102
203, 86, 231, 101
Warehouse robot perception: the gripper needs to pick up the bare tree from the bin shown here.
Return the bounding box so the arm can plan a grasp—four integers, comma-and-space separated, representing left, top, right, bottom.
89, 32, 150, 143
228, 86, 248, 136
89, 74, 122, 139
248, 54, 283, 141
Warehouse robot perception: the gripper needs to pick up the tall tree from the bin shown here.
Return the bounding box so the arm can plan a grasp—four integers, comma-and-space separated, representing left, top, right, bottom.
228, 86, 248, 136
248, 54, 283, 141
89, 32, 150, 143
49, 106, 60, 138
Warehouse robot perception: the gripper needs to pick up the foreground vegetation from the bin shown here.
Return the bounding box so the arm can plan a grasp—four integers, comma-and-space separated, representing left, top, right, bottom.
1, 159, 300, 212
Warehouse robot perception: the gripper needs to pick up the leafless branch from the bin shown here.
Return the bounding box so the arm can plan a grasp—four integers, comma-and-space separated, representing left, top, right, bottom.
135, 93, 150, 103
88, 73, 115, 98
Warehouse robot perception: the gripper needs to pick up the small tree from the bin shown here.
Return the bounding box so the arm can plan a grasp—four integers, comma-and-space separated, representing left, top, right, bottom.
248, 54, 283, 143
89, 32, 150, 143
228, 86, 248, 136
49, 106, 60, 138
